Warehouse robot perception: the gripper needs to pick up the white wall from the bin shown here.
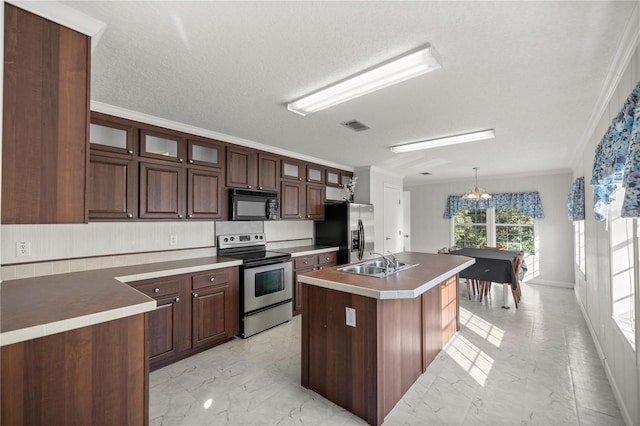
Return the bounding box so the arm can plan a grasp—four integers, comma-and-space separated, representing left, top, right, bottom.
407, 171, 575, 286
354, 166, 403, 254
571, 41, 640, 426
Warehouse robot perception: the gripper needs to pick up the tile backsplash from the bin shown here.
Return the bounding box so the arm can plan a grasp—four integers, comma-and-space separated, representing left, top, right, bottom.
1, 219, 316, 281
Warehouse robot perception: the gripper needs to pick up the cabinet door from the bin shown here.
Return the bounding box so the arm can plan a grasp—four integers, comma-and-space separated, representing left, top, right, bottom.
258, 153, 280, 191
89, 154, 137, 220
186, 168, 223, 219
281, 181, 305, 219
340, 171, 354, 188
2, 5, 89, 224
226, 146, 257, 189
281, 159, 304, 182
139, 161, 184, 219
90, 114, 136, 156
293, 266, 315, 316
306, 184, 325, 220
148, 294, 184, 364
306, 164, 325, 184
192, 284, 231, 348
140, 129, 185, 164
325, 169, 341, 187
187, 139, 225, 169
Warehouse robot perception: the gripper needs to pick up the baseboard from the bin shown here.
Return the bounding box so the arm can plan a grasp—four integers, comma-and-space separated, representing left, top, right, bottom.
526, 278, 574, 289
575, 288, 634, 426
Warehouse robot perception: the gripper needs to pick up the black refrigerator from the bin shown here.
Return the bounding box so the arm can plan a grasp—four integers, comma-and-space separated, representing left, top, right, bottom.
314, 201, 375, 265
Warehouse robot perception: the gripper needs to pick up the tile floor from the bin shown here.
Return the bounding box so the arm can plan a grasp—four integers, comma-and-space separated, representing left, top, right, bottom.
150, 282, 624, 425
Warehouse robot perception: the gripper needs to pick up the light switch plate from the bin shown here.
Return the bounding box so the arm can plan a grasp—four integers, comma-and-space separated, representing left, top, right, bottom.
346, 307, 356, 327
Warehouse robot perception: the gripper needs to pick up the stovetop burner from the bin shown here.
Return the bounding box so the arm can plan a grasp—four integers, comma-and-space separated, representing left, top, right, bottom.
217, 233, 291, 267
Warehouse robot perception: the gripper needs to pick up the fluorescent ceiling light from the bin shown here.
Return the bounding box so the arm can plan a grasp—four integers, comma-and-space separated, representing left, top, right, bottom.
287, 44, 441, 116
389, 129, 495, 153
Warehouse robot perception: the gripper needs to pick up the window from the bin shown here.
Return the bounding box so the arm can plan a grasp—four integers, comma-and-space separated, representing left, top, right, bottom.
610, 190, 636, 349
453, 208, 535, 254
454, 209, 487, 248
496, 209, 534, 253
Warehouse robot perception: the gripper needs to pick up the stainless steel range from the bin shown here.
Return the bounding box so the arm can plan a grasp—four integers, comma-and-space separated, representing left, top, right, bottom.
217, 233, 292, 338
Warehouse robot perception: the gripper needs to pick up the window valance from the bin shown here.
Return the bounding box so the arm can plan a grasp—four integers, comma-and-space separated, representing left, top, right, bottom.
443, 191, 545, 219
591, 80, 640, 220
567, 177, 585, 221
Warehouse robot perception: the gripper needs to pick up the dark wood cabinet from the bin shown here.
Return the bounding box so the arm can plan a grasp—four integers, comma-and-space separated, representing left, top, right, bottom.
306, 164, 325, 184
2, 4, 90, 224
281, 158, 304, 182
226, 145, 257, 189
191, 269, 239, 348
280, 180, 305, 219
187, 138, 225, 169
306, 184, 325, 220
187, 168, 224, 219
90, 112, 136, 156
258, 153, 280, 191
292, 251, 337, 315
89, 154, 137, 220
341, 171, 354, 188
140, 128, 185, 164
131, 267, 239, 371
139, 161, 185, 219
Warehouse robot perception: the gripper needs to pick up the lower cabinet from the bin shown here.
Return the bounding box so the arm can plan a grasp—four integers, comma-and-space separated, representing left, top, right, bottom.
131, 266, 239, 370
292, 251, 337, 315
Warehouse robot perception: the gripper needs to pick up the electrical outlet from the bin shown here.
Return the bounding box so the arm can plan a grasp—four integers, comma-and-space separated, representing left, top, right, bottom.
346, 307, 356, 327
16, 241, 31, 257
170, 235, 178, 246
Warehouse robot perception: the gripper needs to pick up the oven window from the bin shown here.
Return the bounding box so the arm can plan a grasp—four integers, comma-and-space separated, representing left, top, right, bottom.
237, 200, 265, 217
255, 268, 285, 297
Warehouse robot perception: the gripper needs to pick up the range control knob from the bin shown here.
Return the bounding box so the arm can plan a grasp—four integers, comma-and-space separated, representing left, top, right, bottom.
255, 235, 259, 239
259, 235, 264, 239
230, 236, 235, 241
223, 237, 229, 242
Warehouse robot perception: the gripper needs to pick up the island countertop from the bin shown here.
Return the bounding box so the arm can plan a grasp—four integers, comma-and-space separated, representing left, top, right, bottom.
297, 251, 474, 300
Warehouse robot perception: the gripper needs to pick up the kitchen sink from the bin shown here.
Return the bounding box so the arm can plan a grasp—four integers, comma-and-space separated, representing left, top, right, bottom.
337, 261, 418, 278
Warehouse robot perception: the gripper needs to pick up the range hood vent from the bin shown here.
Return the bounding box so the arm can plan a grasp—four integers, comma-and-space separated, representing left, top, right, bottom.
341, 120, 370, 132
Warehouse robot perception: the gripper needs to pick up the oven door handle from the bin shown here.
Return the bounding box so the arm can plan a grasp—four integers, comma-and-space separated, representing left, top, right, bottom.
358, 219, 364, 260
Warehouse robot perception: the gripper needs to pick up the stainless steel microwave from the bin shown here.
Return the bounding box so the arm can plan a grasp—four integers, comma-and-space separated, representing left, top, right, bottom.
229, 189, 279, 221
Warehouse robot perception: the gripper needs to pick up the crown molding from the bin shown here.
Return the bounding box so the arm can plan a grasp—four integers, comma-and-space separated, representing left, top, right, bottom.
570, 1, 640, 171
91, 101, 354, 172
6, 1, 106, 51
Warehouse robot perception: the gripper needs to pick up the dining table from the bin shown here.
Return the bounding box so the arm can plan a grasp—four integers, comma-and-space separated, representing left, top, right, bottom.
447, 248, 525, 309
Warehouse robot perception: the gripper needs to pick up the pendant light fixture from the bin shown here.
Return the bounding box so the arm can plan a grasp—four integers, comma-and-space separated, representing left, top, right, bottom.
463, 167, 491, 200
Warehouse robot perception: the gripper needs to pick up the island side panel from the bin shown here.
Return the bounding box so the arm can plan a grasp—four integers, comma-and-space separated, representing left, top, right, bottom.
441, 275, 459, 345
301, 283, 379, 425
379, 296, 424, 418
1, 314, 147, 425
422, 280, 442, 370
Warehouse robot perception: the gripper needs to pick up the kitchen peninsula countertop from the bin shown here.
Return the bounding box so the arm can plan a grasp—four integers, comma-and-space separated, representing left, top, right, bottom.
0, 256, 242, 346
298, 251, 474, 300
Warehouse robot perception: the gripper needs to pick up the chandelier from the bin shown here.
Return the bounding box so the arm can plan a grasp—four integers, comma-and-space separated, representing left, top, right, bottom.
462, 167, 491, 200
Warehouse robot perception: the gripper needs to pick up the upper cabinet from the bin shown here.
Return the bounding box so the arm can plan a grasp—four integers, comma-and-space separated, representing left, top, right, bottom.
226, 146, 257, 189
325, 169, 341, 187
306, 164, 325, 185
140, 129, 185, 164
2, 4, 90, 224
281, 159, 304, 182
89, 113, 136, 156
187, 138, 225, 169
258, 153, 280, 192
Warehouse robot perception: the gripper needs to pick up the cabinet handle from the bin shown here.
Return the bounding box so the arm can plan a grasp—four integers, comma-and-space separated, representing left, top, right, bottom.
248, 185, 252, 189
318, 266, 322, 270
193, 293, 198, 298
175, 297, 180, 302
127, 149, 133, 155
298, 215, 301, 219
188, 214, 193, 218
153, 288, 160, 293
210, 277, 215, 282
259, 186, 263, 190
298, 177, 302, 181
179, 158, 183, 163
303, 261, 308, 264
307, 215, 310, 218
325, 257, 330, 260
189, 160, 193, 164
127, 213, 133, 218
178, 214, 183, 218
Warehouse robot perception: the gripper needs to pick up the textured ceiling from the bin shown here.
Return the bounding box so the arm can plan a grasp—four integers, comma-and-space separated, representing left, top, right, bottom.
64, 1, 637, 185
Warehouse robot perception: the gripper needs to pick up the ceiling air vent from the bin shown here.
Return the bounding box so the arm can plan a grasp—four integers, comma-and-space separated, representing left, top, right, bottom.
341, 120, 370, 132
420, 172, 432, 175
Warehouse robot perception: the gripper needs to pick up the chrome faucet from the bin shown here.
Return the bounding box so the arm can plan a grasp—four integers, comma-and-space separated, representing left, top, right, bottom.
386, 251, 401, 270
370, 251, 399, 273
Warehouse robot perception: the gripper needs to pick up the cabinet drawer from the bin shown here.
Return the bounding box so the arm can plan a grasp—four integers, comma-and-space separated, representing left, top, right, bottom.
318, 252, 337, 266
192, 269, 230, 290
133, 280, 180, 298
294, 255, 319, 269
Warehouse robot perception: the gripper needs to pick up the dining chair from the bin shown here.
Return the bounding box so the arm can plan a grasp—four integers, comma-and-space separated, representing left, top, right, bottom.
511, 251, 524, 308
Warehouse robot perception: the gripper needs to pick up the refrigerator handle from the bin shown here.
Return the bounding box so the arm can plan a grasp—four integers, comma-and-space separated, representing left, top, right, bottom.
358, 219, 365, 260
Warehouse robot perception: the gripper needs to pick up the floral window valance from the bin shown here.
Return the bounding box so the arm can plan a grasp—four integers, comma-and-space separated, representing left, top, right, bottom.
567, 177, 585, 221
591, 80, 640, 221
443, 191, 545, 219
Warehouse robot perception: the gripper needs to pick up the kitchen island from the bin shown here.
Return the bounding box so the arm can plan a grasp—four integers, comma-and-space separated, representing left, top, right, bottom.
297, 251, 474, 426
